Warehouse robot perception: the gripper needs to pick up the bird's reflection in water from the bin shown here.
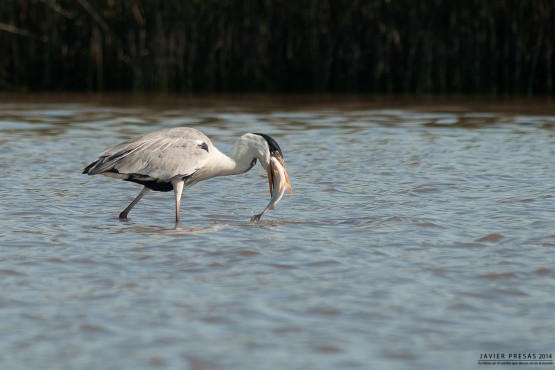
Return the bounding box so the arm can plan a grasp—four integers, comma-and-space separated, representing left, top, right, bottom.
120, 223, 222, 234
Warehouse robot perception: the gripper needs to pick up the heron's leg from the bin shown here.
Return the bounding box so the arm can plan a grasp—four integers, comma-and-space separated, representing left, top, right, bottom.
119, 187, 151, 219
172, 179, 185, 223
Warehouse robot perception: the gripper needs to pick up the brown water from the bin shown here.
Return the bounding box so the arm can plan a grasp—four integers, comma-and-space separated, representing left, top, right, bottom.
1, 94, 554, 369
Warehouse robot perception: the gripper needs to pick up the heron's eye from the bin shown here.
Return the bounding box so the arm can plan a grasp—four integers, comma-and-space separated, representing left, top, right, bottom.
198, 142, 209, 152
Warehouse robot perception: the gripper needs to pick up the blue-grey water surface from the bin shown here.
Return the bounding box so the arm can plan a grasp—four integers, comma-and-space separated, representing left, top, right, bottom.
1, 95, 554, 370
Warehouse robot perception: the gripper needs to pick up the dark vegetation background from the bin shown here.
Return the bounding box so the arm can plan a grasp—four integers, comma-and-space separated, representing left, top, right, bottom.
0, 0, 552, 95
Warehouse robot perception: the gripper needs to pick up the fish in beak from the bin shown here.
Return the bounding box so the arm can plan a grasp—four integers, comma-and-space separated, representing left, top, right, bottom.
252, 151, 292, 221
267, 151, 292, 197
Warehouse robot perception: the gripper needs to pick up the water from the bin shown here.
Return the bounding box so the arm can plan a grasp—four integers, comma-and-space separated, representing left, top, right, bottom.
1, 95, 554, 370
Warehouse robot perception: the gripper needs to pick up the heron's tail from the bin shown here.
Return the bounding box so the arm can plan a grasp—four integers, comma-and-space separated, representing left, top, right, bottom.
82, 160, 99, 174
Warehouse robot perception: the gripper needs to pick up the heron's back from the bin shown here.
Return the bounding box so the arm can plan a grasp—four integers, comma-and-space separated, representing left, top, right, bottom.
83, 127, 212, 190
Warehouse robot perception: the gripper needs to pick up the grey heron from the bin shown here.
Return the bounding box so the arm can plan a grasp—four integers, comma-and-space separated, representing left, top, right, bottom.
82, 127, 291, 222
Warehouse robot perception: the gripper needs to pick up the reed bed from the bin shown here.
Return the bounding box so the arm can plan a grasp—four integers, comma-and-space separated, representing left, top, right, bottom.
0, 0, 552, 94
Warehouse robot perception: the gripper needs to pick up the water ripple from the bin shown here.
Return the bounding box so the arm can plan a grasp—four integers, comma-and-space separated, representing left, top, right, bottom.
0, 96, 554, 370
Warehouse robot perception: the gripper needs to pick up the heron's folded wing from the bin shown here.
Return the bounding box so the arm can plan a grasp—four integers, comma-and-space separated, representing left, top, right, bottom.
90, 136, 210, 181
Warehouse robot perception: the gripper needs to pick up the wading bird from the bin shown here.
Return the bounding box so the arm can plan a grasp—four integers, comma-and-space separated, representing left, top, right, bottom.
82, 127, 291, 222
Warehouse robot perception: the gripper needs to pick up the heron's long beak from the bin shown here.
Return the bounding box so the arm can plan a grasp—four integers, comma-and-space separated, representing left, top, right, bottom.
268, 152, 293, 196
267, 163, 274, 196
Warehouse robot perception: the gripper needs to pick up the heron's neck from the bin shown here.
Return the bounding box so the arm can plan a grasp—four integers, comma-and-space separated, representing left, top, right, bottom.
211, 147, 257, 177
197, 135, 267, 182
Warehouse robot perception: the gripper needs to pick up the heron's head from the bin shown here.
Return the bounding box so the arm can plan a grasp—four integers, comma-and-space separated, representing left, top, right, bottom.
238, 133, 292, 196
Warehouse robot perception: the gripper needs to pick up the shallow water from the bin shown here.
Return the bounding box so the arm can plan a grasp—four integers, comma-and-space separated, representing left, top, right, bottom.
1, 95, 554, 369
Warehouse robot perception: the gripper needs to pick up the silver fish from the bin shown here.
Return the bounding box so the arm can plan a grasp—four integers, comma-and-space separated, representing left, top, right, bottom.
251, 155, 292, 221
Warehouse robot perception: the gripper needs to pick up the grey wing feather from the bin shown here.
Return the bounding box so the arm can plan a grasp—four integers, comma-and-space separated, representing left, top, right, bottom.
87, 128, 211, 181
